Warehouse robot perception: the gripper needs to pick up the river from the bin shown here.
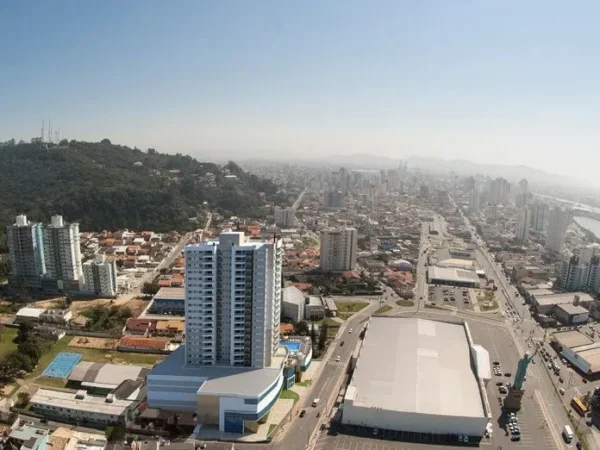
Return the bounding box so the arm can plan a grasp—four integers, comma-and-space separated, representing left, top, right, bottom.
574, 216, 600, 239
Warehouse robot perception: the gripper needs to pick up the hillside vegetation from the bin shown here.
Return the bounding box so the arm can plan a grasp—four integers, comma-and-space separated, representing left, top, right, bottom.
0, 139, 287, 241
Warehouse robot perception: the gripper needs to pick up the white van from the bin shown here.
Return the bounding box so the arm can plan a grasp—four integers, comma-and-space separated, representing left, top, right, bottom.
312, 398, 320, 407
563, 425, 574, 443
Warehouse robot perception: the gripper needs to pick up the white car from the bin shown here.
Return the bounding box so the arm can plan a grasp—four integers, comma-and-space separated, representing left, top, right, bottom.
335, 356, 341, 362
348, 328, 353, 333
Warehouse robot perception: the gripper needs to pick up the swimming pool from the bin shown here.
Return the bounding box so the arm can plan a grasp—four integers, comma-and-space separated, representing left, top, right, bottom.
281, 341, 301, 352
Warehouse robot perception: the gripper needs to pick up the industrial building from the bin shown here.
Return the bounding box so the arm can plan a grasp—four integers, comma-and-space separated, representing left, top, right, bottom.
427, 266, 481, 288
554, 331, 600, 375
150, 287, 185, 315
531, 292, 593, 316
67, 362, 147, 393
342, 317, 491, 436
554, 303, 590, 326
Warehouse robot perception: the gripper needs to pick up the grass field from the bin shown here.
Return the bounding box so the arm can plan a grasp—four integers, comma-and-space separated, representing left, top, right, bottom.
279, 389, 300, 403
375, 305, 392, 314
396, 299, 415, 307
28, 336, 164, 379
334, 301, 369, 319
0, 327, 17, 359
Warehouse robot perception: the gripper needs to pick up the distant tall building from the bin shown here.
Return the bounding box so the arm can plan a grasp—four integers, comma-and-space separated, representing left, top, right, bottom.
42, 215, 83, 291
489, 177, 510, 205
515, 207, 531, 242
530, 202, 549, 232
81, 254, 118, 297
6, 215, 46, 289
184, 231, 282, 368
324, 190, 344, 210
545, 207, 572, 254
516, 179, 529, 208
469, 188, 481, 213
273, 207, 296, 229
320, 228, 357, 272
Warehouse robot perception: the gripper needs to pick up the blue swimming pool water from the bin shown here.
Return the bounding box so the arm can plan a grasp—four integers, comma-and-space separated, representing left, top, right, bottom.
281, 341, 301, 352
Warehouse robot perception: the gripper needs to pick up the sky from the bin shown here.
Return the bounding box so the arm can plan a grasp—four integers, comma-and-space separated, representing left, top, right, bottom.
1, 1, 600, 183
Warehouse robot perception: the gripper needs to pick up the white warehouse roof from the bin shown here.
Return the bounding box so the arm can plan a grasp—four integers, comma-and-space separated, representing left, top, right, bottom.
16, 307, 46, 318
345, 317, 485, 418
471, 344, 491, 381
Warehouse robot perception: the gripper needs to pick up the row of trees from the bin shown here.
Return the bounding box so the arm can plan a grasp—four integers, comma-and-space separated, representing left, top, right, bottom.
0, 323, 46, 388
290, 320, 330, 358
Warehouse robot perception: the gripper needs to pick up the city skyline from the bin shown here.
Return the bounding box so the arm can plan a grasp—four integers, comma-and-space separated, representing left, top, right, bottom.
2, 1, 600, 184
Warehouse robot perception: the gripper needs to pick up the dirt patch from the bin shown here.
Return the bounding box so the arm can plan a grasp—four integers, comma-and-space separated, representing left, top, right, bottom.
69, 336, 118, 350
121, 298, 148, 317
34, 297, 67, 309
69, 298, 112, 316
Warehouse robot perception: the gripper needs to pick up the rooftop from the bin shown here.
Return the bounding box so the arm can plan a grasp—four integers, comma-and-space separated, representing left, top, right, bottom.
148, 345, 284, 398
30, 389, 133, 416
554, 330, 594, 349
282, 286, 305, 306
572, 343, 600, 372
428, 266, 480, 284
16, 307, 46, 318
153, 287, 185, 301
556, 303, 589, 315
68, 362, 146, 389
346, 317, 485, 418
534, 292, 593, 307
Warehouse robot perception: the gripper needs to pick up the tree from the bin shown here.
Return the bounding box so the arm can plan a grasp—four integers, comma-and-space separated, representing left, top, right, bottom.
18, 340, 41, 361
142, 282, 160, 296
100, 138, 112, 145
294, 320, 309, 336
310, 324, 317, 345
16, 322, 34, 343
59, 138, 68, 146
318, 323, 328, 351
16, 392, 30, 408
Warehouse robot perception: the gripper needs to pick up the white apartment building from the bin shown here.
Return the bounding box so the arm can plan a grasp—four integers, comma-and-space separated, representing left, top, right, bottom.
545, 207, 572, 254
42, 215, 83, 290
320, 227, 357, 272
6, 215, 46, 288
81, 254, 118, 297
185, 231, 283, 368
148, 231, 287, 434
515, 207, 531, 242
531, 202, 549, 232
274, 206, 296, 229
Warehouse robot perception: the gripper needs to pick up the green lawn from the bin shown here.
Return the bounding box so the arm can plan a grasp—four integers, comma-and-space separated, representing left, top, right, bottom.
0, 327, 17, 359
296, 380, 312, 387
267, 424, 277, 437
28, 336, 164, 379
396, 299, 415, 307
279, 389, 300, 403
334, 301, 369, 319
375, 305, 392, 314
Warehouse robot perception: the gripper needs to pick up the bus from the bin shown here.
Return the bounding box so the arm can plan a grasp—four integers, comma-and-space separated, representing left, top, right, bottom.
571, 397, 588, 417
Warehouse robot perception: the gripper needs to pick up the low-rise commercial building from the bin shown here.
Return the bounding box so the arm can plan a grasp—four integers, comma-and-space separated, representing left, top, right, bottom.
305, 296, 325, 320
554, 303, 590, 326
30, 389, 136, 426
427, 266, 481, 288
8, 422, 49, 450
15, 307, 46, 323
281, 286, 305, 323
67, 362, 147, 393
532, 292, 593, 316
150, 287, 185, 315
554, 331, 600, 375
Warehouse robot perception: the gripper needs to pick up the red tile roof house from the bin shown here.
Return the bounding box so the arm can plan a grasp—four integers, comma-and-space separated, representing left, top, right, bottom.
117, 336, 170, 354
124, 318, 156, 335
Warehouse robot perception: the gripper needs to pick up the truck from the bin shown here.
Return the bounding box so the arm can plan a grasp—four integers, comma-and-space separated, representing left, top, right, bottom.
563, 425, 574, 443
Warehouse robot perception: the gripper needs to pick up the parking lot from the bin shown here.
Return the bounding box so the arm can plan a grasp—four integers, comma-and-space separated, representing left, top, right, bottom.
428, 285, 474, 311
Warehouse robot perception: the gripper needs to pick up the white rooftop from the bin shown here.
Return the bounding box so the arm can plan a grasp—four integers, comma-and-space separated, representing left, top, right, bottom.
534, 292, 593, 306
282, 286, 305, 306
428, 266, 480, 284
31, 388, 133, 416
346, 317, 485, 418
16, 307, 46, 318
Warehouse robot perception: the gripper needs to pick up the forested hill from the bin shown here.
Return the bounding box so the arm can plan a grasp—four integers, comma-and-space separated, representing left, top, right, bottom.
0, 139, 287, 238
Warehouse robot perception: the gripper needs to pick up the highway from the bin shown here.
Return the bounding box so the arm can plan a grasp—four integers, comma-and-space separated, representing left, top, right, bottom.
459, 210, 583, 449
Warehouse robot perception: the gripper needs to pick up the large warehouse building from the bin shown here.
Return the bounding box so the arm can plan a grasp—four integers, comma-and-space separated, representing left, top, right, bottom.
427, 266, 481, 288
554, 330, 600, 375
342, 317, 491, 437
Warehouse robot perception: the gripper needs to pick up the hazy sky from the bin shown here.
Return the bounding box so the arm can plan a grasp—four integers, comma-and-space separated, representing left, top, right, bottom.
2, 1, 600, 182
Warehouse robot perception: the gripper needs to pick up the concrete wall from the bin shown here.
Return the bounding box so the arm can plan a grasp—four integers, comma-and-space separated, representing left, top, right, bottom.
196, 394, 220, 425
342, 404, 488, 436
